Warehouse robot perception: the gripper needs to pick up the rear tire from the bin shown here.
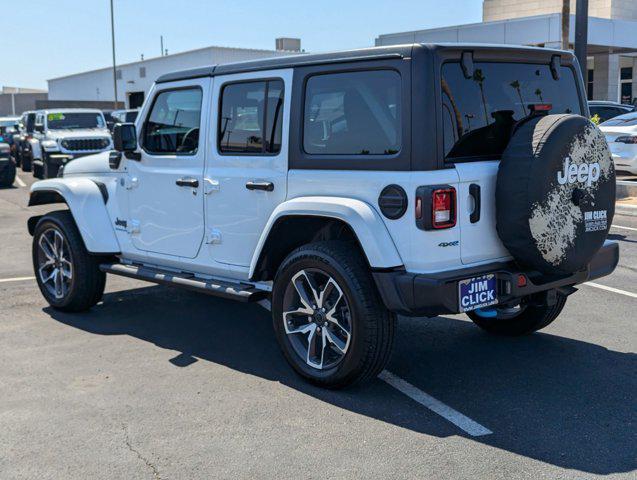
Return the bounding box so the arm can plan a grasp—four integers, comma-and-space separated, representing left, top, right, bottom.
467, 292, 567, 336
272, 241, 395, 389
0, 161, 16, 188
21, 149, 32, 172
32, 210, 106, 312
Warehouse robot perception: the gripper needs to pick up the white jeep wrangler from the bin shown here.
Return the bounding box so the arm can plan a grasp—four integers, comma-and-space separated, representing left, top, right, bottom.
28, 44, 619, 388
31, 108, 112, 179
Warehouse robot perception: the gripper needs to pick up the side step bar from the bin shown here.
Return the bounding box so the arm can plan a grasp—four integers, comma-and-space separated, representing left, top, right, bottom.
99, 263, 268, 303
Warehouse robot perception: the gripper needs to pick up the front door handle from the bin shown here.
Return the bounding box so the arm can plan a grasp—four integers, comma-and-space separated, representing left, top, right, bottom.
176, 177, 199, 188
469, 183, 481, 223
245, 181, 274, 192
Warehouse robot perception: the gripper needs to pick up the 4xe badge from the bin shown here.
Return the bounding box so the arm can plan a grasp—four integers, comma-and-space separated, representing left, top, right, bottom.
557, 157, 600, 187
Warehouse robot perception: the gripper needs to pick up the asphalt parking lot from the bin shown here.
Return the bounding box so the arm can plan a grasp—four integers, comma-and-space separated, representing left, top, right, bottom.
1, 172, 635, 480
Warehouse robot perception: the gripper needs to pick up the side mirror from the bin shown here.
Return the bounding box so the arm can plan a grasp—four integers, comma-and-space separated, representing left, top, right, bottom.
113, 123, 138, 152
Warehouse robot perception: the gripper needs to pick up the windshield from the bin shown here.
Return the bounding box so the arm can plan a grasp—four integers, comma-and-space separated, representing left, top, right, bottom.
600, 113, 637, 127
47, 112, 105, 130
441, 62, 583, 160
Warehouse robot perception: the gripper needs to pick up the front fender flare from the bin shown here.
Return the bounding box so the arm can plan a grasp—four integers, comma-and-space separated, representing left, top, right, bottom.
249, 196, 403, 278
29, 178, 120, 254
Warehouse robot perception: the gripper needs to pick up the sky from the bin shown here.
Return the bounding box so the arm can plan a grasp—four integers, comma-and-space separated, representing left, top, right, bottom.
3, 0, 482, 89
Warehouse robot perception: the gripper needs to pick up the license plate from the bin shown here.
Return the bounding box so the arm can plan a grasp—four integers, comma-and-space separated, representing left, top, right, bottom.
458, 274, 498, 313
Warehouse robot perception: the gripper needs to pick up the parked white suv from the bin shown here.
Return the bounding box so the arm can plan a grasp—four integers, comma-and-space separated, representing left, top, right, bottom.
32, 108, 112, 178
27, 45, 619, 388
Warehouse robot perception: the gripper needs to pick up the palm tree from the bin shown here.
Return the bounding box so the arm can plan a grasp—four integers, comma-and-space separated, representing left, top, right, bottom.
472, 69, 490, 124
510, 80, 528, 116
562, 0, 570, 50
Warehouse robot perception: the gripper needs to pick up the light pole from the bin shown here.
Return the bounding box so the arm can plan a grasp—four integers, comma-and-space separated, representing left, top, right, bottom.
110, 0, 118, 109
574, 0, 589, 79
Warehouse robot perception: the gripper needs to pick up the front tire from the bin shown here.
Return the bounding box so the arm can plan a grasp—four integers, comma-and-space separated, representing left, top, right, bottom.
272, 241, 395, 388
32, 210, 106, 312
21, 148, 32, 172
0, 161, 16, 188
466, 292, 567, 336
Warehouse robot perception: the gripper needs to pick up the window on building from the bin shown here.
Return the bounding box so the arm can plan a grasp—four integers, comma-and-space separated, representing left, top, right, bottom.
218, 79, 284, 154
303, 70, 401, 155
116, 69, 122, 80
441, 62, 583, 160
143, 88, 203, 155
139, 67, 146, 78
587, 69, 594, 100
621, 67, 633, 81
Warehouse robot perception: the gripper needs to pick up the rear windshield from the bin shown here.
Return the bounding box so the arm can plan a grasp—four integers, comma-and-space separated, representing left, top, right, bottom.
600, 113, 637, 127
47, 112, 106, 130
442, 62, 583, 160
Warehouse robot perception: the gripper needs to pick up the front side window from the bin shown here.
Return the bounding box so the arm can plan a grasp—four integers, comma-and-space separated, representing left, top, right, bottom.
441, 62, 583, 160
303, 70, 401, 155
218, 79, 284, 154
143, 88, 202, 155
46, 112, 105, 130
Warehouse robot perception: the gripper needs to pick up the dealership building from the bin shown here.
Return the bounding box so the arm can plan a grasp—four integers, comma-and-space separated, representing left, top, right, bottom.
47, 38, 301, 109
376, 0, 637, 104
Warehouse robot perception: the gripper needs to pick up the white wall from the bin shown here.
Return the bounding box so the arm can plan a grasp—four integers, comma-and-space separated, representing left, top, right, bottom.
48, 47, 296, 108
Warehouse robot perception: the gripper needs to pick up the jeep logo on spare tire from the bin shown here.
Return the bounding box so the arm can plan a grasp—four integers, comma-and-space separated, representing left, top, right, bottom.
496, 114, 615, 276
557, 157, 600, 187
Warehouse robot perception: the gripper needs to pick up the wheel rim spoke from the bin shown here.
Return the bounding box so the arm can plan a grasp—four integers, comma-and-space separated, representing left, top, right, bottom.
282, 268, 351, 371
292, 270, 321, 310
37, 227, 72, 301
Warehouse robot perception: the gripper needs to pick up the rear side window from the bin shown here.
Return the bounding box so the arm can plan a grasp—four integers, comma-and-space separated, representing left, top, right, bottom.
441, 62, 582, 160
143, 88, 202, 155
218, 79, 284, 154
303, 70, 401, 155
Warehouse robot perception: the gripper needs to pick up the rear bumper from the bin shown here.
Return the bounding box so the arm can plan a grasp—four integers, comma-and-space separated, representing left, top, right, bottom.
373, 240, 619, 316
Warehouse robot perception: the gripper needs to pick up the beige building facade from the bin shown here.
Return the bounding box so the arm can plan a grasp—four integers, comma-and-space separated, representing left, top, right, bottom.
483, 0, 637, 22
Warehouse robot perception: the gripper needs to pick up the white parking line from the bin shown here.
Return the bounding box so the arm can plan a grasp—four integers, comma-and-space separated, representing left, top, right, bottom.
257, 296, 492, 435
379, 370, 493, 437
14, 175, 26, 188
585, 282, 637, 299
0, 276, 35, 284
611, 224, 637, 232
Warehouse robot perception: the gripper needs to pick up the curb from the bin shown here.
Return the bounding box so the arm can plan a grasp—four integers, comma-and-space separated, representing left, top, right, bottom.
616, 180, 637, 200
616, 203, 637, 217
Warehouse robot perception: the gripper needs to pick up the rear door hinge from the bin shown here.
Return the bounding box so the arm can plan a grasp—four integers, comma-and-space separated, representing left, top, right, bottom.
203, 178, 220, 195
206, 228, 222, 244
120, 175, 139, 190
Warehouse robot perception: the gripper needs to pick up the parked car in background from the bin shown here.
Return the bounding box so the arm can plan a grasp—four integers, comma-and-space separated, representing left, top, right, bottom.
0, 116, 19, 160
16, 111, 37, 172
0, 141, 16, 187
599, 111, 637, 174
31, 109, 112, 178
111, 109, 139, 124
588, 100, 635, 123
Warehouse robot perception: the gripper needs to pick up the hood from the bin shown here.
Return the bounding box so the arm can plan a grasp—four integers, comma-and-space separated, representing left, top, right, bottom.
599, 124, 637, 141
47, 128, 111, 140
62, 151, 113, 176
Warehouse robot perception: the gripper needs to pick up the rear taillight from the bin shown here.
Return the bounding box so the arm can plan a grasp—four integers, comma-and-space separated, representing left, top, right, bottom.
432, 189, 456, 228
615, 135, 637, 144
415, 185, 457, 230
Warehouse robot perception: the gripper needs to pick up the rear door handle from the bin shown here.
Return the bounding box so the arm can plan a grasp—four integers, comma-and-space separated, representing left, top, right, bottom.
245, 181, 274, 192
469, 183, 481, 223
176, 177, 199, 188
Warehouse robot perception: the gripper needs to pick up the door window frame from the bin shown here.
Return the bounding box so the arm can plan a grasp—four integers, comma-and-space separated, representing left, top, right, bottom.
216, 76, 285, 157
140, 85, 204, 157
289, 58, 411, 171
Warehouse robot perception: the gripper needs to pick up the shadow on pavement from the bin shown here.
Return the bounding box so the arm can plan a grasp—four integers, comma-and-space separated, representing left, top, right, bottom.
45, 284, 636, 475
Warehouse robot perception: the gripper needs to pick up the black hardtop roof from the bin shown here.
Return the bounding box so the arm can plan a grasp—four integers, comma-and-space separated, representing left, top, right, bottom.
156, 43, 573, 84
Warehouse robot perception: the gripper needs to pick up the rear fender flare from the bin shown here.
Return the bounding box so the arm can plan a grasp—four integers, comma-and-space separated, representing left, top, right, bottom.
249, 196, 403, 278
29, 178, 120, 253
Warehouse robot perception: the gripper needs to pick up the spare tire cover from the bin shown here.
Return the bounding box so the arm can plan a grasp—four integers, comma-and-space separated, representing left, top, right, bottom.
496, 114, 615, 275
